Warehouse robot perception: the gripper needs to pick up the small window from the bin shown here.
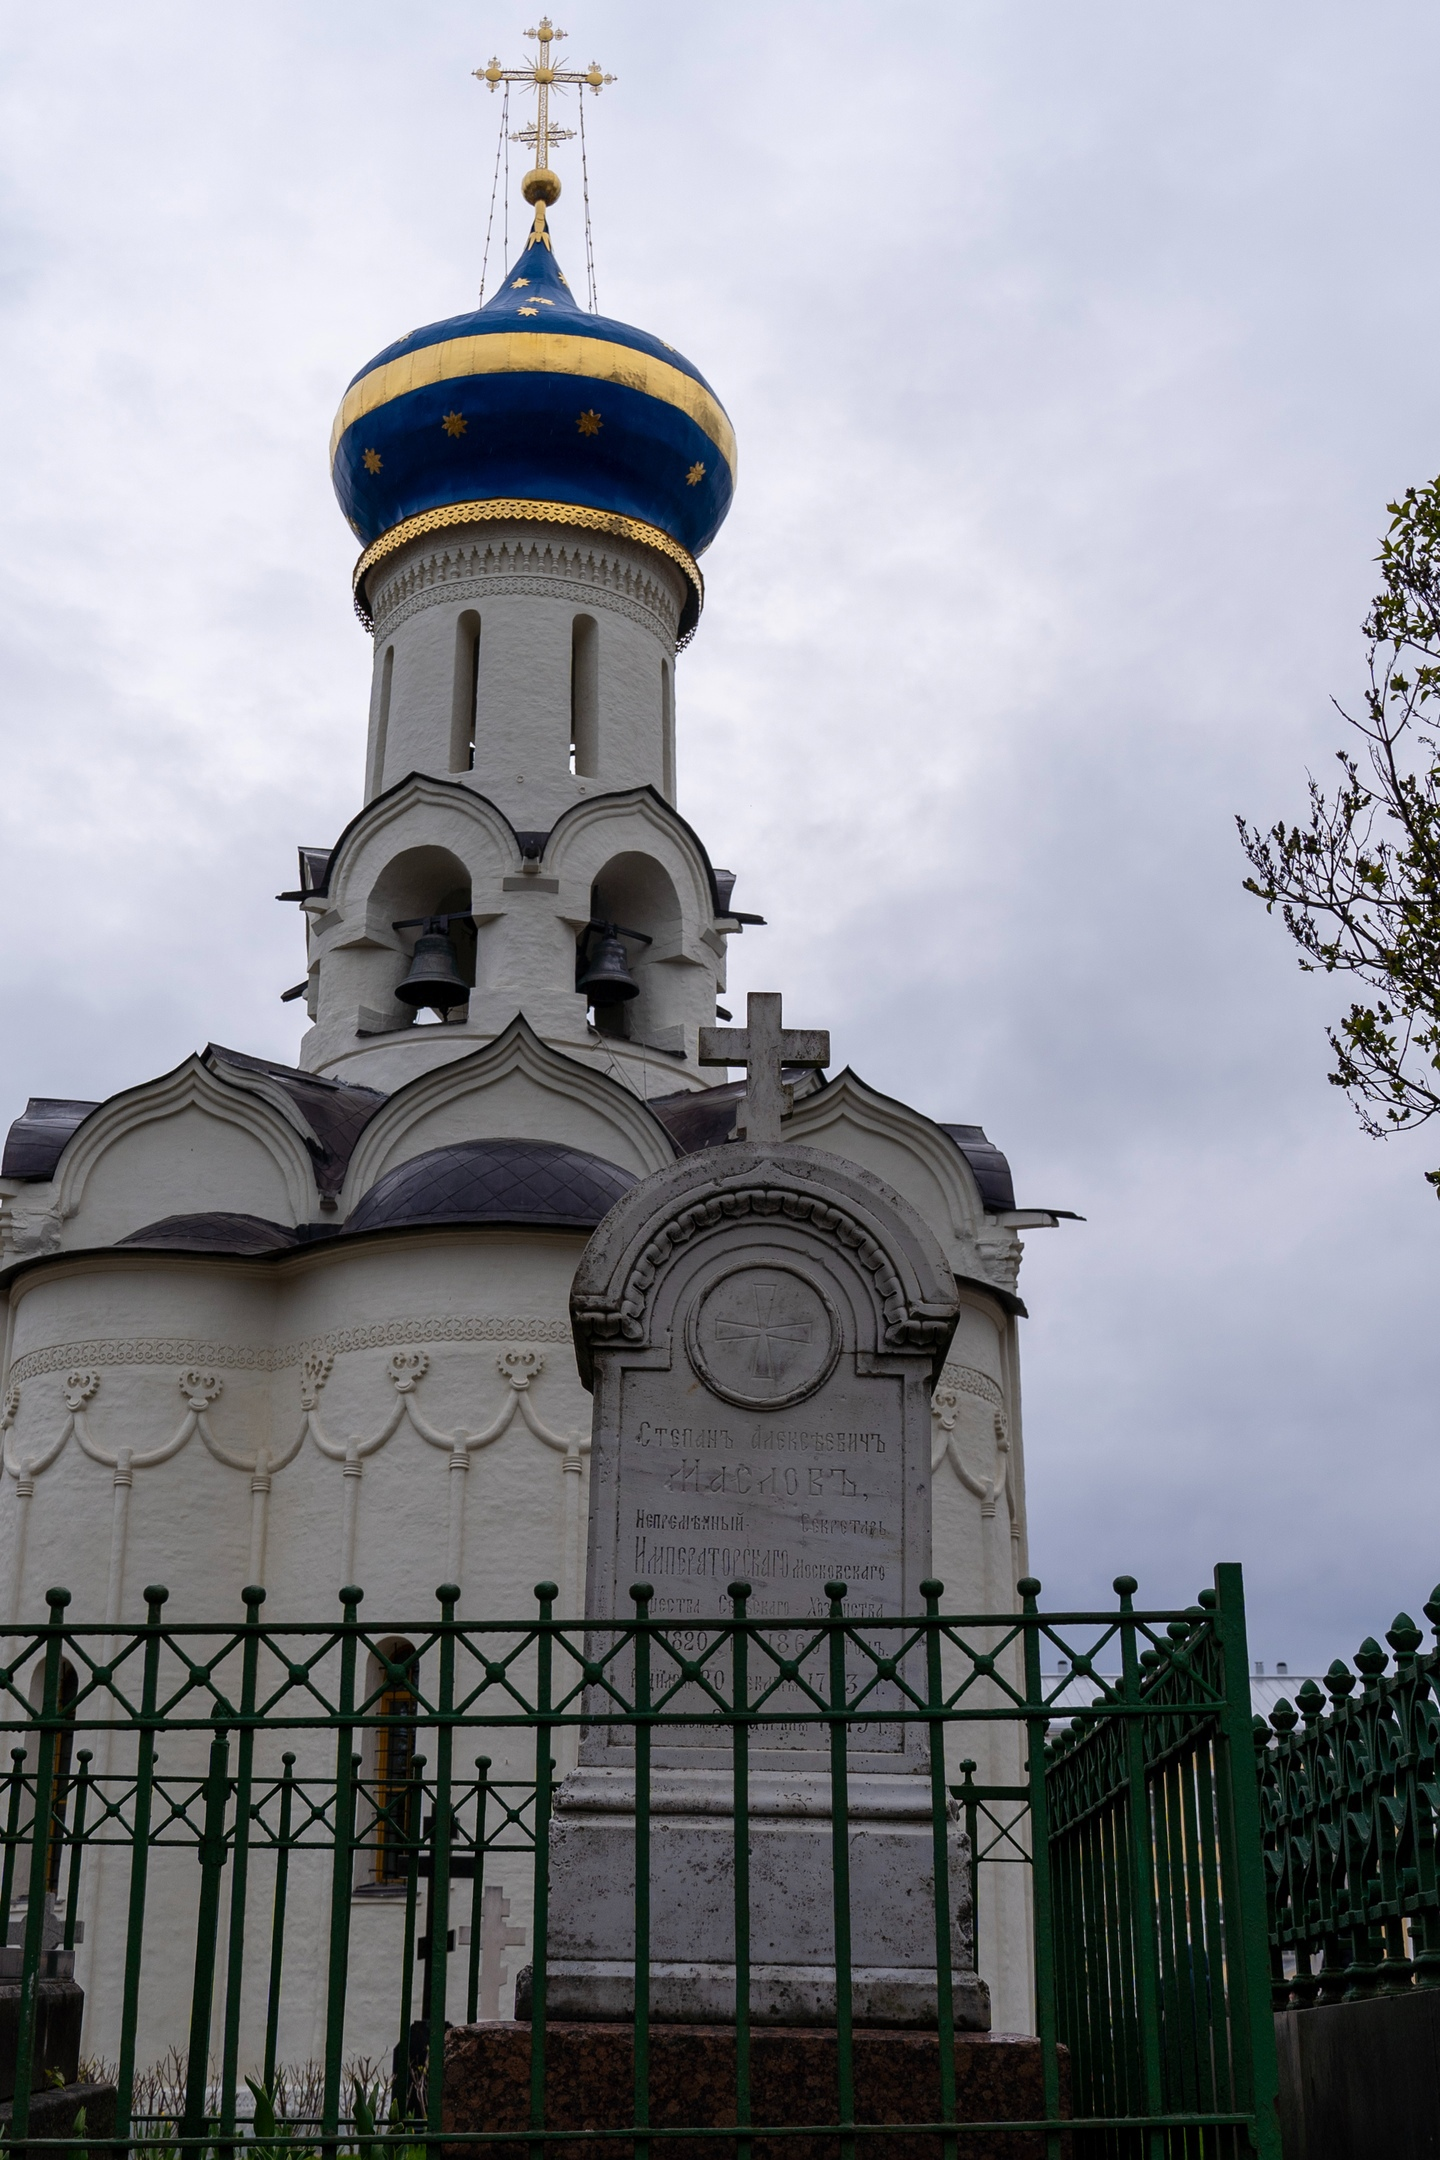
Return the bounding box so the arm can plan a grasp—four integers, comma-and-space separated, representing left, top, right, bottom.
451, 613, 481, 773
369, 1640, 419, 1884
570, 614, 599, 777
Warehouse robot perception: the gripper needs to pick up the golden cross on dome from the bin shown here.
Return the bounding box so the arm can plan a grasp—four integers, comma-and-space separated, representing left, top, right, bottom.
476, 18, 615, 211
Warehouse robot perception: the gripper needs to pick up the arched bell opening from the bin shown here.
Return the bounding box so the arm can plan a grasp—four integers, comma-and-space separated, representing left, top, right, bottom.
578, 852, 681, 1046
368, 846, 477, 1029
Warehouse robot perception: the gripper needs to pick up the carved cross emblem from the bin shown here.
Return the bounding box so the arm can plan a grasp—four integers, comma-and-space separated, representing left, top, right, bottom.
690, 1264, 840, 1409
714, 1281, 814, 1382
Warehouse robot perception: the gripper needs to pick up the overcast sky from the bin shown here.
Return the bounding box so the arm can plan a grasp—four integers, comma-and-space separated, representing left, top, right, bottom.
2, 2, 1437, 1671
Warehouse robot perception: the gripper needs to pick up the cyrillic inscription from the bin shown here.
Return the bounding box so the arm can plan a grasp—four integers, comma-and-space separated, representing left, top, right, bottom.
617, 1369, 906, 1631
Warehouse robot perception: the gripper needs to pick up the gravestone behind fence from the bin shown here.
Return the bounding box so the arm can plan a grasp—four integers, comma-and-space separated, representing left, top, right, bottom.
547, 1136, 986, 2027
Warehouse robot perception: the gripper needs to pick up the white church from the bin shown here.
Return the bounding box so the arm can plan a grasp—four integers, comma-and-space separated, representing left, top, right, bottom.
0, 29, 1060, 2043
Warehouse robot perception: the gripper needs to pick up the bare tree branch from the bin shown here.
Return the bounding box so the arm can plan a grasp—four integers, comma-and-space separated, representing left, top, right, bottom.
1237, 474, 1440, 1194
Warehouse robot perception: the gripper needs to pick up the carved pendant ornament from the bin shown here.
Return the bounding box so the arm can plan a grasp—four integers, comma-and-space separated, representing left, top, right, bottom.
685, 1262, 841, 1411
3, 1346, 581, 1478
1, 1340, 586, 1616
930, 1361, 1016, 1530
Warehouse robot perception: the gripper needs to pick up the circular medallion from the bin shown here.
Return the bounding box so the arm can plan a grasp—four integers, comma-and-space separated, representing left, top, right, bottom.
686, 1262, 841, 1411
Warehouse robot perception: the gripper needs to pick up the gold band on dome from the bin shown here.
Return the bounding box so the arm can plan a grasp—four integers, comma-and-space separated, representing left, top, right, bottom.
351, 499, 704, 631
332, 330, 737, 479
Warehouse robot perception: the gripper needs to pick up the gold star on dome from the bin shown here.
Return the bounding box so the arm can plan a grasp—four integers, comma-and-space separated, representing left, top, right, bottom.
536, 297, 555, 306
518, 305, 539, 316
511, 277, 531, 288
577, 409, 603, 436
686, 461, 706, 486
441, 412, 467, 438
362, 448, 383, 473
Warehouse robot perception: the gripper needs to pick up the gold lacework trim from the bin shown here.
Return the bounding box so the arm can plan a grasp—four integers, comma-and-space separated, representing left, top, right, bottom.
352, 500, 703, 640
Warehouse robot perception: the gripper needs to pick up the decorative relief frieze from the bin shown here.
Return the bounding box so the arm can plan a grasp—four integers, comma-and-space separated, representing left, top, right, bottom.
573, 1184, 955, 1356
368, 531, 681, 642
936, 1362, 1004, 1407
931, 1364, 1011, 1520
973, 1232, 1022, 1293
4, 1346, 585, 1498
376, 573, 674, 644
4, 1313, 573, 1389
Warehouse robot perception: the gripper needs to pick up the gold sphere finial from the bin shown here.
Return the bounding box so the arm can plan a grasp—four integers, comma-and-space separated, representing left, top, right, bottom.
521, 166, 562, 206
482, 58, 504, 85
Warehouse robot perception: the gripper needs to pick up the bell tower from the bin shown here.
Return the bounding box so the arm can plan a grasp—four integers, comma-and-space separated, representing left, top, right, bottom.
291, 24, 744, 1096
359, 508, 688, 828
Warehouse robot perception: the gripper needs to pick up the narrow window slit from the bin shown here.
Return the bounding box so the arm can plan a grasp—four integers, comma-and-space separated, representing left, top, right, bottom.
571, 614, 599, 777
451, 612, 481, 773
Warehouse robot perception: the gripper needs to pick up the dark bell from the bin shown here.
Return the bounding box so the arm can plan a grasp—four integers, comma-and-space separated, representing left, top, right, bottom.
396, 926, 470, 1014
578, 929, 640, 1006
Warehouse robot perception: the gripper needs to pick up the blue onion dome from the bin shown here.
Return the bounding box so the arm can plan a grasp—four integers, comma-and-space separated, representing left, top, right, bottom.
332, 206, 735, 643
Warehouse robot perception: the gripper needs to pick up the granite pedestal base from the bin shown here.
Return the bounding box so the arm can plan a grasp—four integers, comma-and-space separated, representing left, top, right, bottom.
0, 2079, 118, 2156
1275, 1992, 1440, 2159
541, 1768, 990, 2031
444, 2020, 1068, 2160
0, 1961, 82, 2103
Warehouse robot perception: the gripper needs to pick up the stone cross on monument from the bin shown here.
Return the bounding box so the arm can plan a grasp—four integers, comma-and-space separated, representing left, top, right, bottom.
697, 991, 830, 1143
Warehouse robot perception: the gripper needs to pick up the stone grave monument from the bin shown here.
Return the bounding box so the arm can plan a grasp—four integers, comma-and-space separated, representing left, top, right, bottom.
0, 1936, 117, 2147
538, 991, 990, 2031
445, 999, 1066, 2155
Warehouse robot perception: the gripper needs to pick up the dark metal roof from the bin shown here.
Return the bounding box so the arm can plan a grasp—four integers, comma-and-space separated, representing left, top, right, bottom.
116, 1213, 312, 1255
651, 1090, 1018, 1214
346, 1138, 637, 1235
649, 1069, 822, 1155
2, 1054, 385, 1198
939, 1124, 1016, 1213
2, 1099, 101, 1181
203, 1046, 385, 1198
649, 1079, 746, 1153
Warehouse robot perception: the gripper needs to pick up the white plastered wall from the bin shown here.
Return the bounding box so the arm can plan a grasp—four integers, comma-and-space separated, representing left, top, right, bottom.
1, 1228, 594, 2071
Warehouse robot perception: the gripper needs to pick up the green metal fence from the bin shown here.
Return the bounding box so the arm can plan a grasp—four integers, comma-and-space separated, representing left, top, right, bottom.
0, 1568, 1279, 2158
1256, 1586, 1440, 2006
